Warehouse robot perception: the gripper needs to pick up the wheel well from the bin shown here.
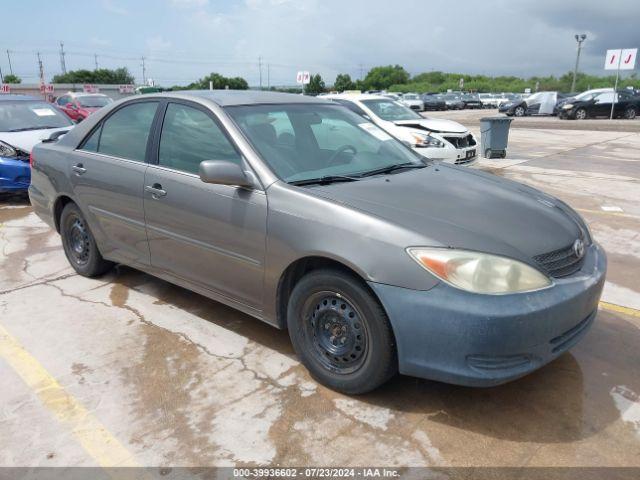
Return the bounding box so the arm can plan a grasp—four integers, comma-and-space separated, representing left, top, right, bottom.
53, 195, 74, 233
276, 256, 380, 330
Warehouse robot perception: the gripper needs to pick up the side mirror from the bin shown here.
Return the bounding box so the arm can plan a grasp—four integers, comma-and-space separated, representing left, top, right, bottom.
199, 160, 253, 188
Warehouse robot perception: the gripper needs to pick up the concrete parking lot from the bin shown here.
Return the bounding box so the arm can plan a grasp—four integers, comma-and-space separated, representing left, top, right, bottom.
1, 112, 639, 473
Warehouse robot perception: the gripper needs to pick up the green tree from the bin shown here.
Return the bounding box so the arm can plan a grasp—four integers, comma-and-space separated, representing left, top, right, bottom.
3, 74, 21, 84
186, 72, 249, 90
333, 73, 355, 92
363, 65, 410, 90
52, 68, 134, 84
304, 74, 325, 95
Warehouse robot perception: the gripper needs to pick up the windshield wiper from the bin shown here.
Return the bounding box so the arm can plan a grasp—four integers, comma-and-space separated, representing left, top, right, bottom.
7, 126, 64, 132
358, 162, 426, 178
289, 175, 360, 186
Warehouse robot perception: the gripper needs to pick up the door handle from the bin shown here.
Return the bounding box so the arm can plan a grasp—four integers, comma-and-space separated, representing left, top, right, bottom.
145, 184, 167, 198
72, 163, 87, 175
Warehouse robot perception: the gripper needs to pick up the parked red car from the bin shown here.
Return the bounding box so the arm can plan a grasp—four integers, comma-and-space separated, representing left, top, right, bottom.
55, 93, 113, 122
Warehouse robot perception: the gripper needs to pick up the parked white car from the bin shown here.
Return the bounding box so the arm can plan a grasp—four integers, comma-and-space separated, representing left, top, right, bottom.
399, 93, 424, 112
326, 94, 478, 165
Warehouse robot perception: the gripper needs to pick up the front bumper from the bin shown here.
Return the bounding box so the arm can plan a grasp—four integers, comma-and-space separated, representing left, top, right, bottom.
413, 135, 478, 166
369, 242, 606, 387
0, 157, 31, 193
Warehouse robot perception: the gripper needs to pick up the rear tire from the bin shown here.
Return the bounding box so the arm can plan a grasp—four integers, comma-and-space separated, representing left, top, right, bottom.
60, 203, 113, 277
624, 107, 636, 119
287, 269, 397, 394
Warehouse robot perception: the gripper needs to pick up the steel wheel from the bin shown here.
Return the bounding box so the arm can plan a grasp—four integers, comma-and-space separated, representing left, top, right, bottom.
67, 215, 91, 266
303, 291, 368, 374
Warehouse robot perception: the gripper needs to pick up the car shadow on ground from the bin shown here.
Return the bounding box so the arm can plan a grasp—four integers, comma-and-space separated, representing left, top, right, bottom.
0, 192, 30, 206
108, 265, 639, 445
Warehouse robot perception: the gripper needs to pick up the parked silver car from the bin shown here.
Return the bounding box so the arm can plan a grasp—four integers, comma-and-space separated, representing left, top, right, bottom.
30, 91, 606, 394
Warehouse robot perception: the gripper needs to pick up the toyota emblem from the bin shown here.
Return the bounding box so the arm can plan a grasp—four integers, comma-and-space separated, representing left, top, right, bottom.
573, 239, 585, 259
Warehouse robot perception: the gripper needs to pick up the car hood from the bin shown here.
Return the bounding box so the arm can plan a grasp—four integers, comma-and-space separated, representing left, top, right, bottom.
308, 165, 584, 264
0, 127, 72, 153
394, 118, 467, 134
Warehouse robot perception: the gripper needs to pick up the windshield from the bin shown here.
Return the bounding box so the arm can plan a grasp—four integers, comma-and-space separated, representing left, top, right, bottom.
575, 91, 603, 101
76, 96, 112, 108
361, 99, 422, 121
443, 94, 460, 100
0, 101, 73, 132
226, 103, 422, 183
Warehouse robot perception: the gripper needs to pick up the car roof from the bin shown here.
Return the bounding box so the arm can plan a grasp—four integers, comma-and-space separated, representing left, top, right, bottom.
68, 92, 109, 97
0, 94, 39, 101
324, 93, 393, 102
156, 89, 332, 107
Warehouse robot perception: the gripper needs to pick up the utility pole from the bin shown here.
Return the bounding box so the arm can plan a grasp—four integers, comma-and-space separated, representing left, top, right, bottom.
0, 66, 4, 83
59, 41, 67, 74
267, 63, 270, 89
258, 56, 262, 89
37, 52, 44, 85
6, 50, 13, 75
94, 54, 99, 70
141, 56, 146, 85
359, 64, 364, 81
571, 34, 587, 92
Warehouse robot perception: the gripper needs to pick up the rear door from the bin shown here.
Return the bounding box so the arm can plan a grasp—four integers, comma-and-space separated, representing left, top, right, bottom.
71, 100, 160, 266
143, 100, 267, 311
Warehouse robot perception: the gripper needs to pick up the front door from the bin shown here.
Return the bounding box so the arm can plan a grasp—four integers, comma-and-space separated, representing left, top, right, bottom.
143, 101, 267, 311
70, 100, 159, 266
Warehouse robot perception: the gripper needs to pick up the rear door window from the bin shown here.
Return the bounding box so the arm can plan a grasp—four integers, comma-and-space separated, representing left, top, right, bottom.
98, 102, 158, 162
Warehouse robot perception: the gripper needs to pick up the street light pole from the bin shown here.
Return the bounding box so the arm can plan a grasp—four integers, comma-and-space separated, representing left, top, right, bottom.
571, 34, 587, 92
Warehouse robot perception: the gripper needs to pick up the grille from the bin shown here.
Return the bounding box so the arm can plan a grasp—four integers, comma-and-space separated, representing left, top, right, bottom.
455, 156, 476, 165
533, 242, 585, 278
443, 134, 476, 149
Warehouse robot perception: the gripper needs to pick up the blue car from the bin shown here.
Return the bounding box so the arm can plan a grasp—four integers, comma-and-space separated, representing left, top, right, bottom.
0, 95, 73, 193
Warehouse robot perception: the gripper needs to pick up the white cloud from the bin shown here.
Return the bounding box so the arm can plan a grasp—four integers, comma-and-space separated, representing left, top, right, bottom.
102, 0, 128, 15
146, 35, 173, 51
169, 0, 209, 7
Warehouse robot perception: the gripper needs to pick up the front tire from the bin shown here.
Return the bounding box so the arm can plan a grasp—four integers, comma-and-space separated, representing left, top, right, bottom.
514, 106, 525, 117
575, 108, 587, 120
60, 203, 113, 277
287, 269, 397, 394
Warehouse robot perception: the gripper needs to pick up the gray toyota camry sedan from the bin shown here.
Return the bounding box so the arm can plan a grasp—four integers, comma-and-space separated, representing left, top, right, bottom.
29, 91, 606, 394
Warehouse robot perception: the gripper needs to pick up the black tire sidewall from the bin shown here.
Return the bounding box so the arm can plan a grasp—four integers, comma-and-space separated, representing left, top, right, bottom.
287, 269, 397, 394
60, 203, 111, 277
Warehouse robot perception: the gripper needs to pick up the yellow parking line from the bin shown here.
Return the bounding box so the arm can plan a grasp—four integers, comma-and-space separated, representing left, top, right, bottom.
0, 323, 138, 467
599, 301, 640, 319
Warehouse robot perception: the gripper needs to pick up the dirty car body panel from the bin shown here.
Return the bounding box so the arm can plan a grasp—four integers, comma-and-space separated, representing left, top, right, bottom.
30, 90, 606, 388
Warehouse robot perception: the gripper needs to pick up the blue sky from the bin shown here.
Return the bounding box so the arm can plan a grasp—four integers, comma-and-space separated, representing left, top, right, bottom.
3, 0, 638, 86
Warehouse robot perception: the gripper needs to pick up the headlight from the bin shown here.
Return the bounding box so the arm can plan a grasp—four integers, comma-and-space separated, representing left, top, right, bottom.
562, 104, 574, 110
411, 132, 445, 148
0, 141, 17, 158
407, 247, 552, 294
